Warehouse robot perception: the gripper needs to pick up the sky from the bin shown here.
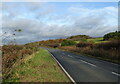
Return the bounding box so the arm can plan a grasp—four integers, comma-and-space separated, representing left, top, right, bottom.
1, 2, 118, 44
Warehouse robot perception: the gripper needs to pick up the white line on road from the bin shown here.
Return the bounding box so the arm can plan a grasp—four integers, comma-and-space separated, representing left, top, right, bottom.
80, 60, 96, 67
48, 51, 76, 84
68, 55, 73, 58
110, 63, 118, 66
112, 72, 120, 76
62, 53, 65, 55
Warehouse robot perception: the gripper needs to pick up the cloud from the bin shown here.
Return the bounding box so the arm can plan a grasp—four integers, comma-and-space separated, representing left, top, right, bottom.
2, 0, 119, 2
67, 5, 118, 36
1, 2, 118, 44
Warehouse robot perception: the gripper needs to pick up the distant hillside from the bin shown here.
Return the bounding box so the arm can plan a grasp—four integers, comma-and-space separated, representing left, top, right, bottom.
25, 35, 92, 47
67, 35, 92, 41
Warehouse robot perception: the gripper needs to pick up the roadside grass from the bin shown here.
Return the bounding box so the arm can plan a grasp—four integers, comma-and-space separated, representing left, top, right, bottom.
4, 48, 70, 82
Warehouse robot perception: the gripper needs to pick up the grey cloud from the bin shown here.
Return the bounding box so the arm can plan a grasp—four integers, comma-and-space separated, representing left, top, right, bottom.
1, 3, 118, 44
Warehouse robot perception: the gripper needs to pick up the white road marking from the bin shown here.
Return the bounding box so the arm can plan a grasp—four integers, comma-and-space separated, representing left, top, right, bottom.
112, 72, 120, 76
110, 63, 118, 66
62, 53, 65, 55
68, 55, 73, 58
80, 60, 96, 67
48, 51, 76, 84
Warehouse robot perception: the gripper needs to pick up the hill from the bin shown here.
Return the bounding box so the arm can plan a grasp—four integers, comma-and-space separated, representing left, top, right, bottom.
67, 35, 92, 41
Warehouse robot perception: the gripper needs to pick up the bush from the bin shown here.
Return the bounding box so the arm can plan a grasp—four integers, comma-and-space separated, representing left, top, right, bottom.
47, 43, 59, 48
2, 44, 39, 79
61, 40, 76, 46
96, 40, 120, 50
76, 42, 93, 48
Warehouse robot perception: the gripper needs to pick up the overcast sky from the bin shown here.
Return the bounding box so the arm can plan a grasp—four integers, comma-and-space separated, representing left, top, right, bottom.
1, 2, 118, 44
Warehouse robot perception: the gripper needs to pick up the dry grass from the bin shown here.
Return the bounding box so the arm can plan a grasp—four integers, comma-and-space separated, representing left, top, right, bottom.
59, 46, 77, 51
2, 44, 39, 80
59, 40, 120, 64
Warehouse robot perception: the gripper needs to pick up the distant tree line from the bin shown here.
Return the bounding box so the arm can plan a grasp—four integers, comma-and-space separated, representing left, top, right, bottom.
103, 31, 120, 40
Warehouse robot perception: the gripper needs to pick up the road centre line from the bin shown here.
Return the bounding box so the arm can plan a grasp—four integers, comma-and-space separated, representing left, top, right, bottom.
80, 60, 96, 67
68, 55, 73, 57
62, 53, 65, 55
112, 72, 120, 76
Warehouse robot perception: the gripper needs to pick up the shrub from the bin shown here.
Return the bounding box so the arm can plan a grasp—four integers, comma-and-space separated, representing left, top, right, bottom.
76, 42, 93, 48
2, 44, 39, 79
61, 40, 76, 46
47, 43, 59, 48
96, 40, 120, 50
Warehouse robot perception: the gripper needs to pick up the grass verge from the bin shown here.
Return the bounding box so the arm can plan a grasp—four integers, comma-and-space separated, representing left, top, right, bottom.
4, 48, 70, 82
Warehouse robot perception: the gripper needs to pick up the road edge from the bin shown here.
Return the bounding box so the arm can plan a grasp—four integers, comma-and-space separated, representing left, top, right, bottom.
47, 50, 76, 84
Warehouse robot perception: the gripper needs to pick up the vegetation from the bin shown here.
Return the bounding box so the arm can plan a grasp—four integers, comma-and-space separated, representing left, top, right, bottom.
4, 48, 70, 82
74, 37, 109, 44
76, 42, 93, 48
96, 40, 119, 50
2, 30, 120, 82
39, 31, 119, 64
46, 43, 60, 48
103, 31, 120, 41
60, 40, 119, 64
2, 44, 39, 80
61, 40, 76, 46
67, 35, 91, 41
2, 29, 22, 45
87, 37, 109, 43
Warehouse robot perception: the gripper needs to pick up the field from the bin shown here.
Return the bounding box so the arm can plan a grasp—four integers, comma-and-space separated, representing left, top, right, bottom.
75, 37, 109, 44
87, 37, 109, 43
4, 48, 70, 82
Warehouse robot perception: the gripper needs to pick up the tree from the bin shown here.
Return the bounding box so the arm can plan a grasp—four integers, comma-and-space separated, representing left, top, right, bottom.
2, 29, 22, 45
103, 31, 120, 40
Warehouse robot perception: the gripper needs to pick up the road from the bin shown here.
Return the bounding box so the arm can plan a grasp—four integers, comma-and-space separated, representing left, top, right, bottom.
43, 47, 120, 83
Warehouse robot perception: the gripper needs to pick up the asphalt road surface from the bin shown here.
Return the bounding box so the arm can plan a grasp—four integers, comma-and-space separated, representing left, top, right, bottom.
43, 47, 120, 83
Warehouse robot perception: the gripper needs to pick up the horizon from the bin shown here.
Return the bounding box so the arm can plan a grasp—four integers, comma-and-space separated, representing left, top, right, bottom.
1, 2, 118, 45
